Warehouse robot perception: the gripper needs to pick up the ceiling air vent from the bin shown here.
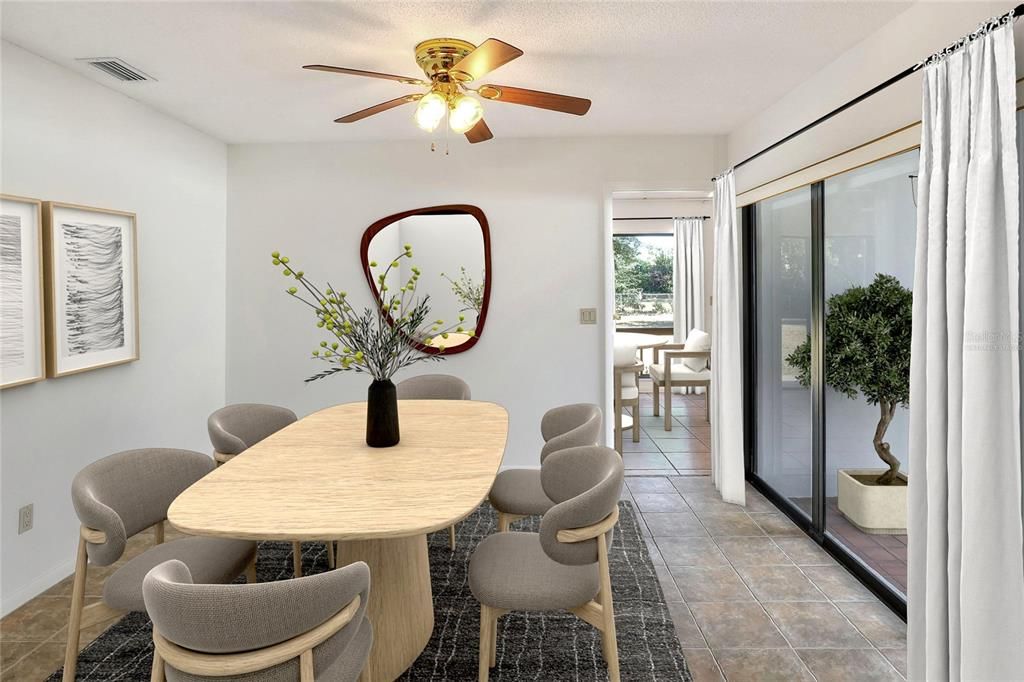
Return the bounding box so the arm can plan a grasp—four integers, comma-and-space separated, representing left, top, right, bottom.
78, 58, 155, 82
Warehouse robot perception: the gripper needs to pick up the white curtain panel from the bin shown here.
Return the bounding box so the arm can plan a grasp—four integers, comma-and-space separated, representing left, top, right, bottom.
711, 170, 745, 506
908, 16, 1024, 681
673, 217, 705, 393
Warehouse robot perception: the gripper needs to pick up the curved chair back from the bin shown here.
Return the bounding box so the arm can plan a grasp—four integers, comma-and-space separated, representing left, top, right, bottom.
538, 445, 623, 566
539, 403, 602, 461
208, 403, 297, 456
144, 559, 371, 680
71, 449, 214, 566
396, 374, 472, 400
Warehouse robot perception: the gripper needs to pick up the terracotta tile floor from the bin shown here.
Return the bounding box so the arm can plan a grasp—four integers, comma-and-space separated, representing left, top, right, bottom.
624, 389, 907, 681
0, 525, 179, 679
2, 389, 907, 681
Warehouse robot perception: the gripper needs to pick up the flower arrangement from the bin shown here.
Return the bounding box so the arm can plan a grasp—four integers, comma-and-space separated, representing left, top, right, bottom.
270, 243, 465, 446
271, 244, 469, 381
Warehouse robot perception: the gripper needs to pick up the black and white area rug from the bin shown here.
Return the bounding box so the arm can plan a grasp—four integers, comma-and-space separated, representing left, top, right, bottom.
50, 501, 691, 681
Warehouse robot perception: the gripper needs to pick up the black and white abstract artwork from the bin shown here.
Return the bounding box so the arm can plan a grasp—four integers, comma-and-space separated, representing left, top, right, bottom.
1, 214, 24, 368
47, 203, 137, 376
0, 195, 44, 388
60, 221, 125, 355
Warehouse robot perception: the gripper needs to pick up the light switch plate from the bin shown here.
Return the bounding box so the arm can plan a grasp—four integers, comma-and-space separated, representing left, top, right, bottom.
18, 504, 33, 534
579, 308, 598, 325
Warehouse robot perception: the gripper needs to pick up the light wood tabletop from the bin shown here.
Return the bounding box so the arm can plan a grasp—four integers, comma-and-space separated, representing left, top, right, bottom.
168, 399, 509, 682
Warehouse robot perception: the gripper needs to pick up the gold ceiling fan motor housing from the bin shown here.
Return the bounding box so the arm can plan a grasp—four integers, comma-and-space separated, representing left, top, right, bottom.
415, 38, 477, 83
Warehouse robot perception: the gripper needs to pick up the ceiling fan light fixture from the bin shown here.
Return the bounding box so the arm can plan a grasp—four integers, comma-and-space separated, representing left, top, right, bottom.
448, 94, 484, 134
414, 92, 447, 132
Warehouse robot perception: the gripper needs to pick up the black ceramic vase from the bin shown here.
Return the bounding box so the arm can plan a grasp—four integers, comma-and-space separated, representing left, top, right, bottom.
366, 378, 400, 447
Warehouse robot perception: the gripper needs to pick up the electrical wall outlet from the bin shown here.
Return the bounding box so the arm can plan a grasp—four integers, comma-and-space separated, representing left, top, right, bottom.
579, 308, 598, 324
18, 503, 33, 534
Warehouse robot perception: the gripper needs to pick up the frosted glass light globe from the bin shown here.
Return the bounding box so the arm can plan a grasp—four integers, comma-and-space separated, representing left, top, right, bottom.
448, 94, 484, 134
414, 92, 447, 132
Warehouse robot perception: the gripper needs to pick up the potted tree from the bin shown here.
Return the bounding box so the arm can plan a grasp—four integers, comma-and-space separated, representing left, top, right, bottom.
787, 273, 912, 533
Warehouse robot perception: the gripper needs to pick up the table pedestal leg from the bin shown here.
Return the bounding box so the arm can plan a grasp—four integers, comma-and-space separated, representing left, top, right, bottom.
336, 534, 433, 682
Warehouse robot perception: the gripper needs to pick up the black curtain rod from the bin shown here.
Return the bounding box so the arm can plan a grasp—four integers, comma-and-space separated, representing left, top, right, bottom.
713, 3, 1024, 181
613, 216, 710, 221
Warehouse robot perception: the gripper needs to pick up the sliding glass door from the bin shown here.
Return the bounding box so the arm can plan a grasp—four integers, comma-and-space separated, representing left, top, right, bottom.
746, 149, 919, 612
754, 188, 812, 520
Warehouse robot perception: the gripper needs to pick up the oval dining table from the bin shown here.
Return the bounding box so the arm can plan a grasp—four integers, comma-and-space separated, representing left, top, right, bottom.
168, 399, 509, 681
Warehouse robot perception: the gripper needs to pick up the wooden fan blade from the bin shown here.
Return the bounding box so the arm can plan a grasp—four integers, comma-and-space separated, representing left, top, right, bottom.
303, 64, 428, 86
450, 39, 523, 81
477, 84, 591, 116
465, 119, 493, 144
335, 95, 421, 123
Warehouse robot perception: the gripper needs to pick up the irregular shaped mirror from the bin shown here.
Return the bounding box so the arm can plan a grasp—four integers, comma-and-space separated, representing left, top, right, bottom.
361, 204, 490, 354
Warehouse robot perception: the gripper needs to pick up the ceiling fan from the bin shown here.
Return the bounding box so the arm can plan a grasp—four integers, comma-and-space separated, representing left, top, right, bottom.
303, 38, 591, 144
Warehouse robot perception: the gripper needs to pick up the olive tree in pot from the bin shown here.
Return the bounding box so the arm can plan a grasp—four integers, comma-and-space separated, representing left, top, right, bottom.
787, 273, 912, 533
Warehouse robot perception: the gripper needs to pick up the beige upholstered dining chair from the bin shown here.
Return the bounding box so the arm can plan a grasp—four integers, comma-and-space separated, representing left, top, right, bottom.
208, 403, 326, 575
144, 558, 373, 682
63, 448, 257, 682
612, 344, 643, 455
488, 404, 602, 532
650, 328, 712, 431
470, 445, 624, 681
397, 374, 472, 549
208, 403, 297, 466
396, 373, 472, 401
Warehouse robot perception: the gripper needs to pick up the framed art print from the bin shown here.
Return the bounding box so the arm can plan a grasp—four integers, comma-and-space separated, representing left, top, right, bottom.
43, 202, 139, 377
0, 195, 45, 388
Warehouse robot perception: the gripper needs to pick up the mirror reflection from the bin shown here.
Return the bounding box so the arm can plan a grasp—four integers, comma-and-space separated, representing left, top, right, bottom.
363, 206, 489, 353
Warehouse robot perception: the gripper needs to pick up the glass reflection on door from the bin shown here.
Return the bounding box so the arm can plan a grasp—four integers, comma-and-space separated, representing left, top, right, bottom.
822, 149, 918, 596
755, 187, 813, 518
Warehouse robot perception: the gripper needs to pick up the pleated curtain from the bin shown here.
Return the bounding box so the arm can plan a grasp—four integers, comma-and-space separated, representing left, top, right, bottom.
908, 15, 1024, 680
711, 171, 745, 506
673, 217, 705, 393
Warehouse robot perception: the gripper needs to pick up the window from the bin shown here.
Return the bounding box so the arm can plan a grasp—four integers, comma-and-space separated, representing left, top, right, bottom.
613, 234, 674, 331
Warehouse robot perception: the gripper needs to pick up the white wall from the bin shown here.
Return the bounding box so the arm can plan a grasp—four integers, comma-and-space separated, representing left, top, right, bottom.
226, 136, 720, 469
0, 42, 227, 615
727, 0, 1010, 193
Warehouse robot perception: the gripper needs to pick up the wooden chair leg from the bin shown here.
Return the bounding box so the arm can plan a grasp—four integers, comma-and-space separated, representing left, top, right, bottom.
489, 610, 499, 668
154, 520, 164, 545
299, 648, 314, 682
449, 524, 457, 551
597, 536, 620, 682
497, 513, 508, 533
664, 383, 673, 431
631, 402, 641, 443
614, 371, 624, 454
652, 380, 660, 417
150, 649, 165, 682
478, 604, 493, 681
613, 406, 623, 455
326, 541, 336, 569
292, 541, 303, 577
705, 383, 711, 423
245, 554, 257, 583
63, 537, 88, 682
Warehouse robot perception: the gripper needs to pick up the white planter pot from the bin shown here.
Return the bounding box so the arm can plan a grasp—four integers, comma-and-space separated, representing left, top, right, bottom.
837, 468, 907, 534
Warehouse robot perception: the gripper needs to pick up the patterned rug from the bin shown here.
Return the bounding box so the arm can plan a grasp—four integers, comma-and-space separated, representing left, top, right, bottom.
50, 501, 690, 681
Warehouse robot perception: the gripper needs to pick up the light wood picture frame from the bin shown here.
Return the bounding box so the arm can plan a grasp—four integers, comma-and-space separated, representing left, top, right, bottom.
43, 202, 139, 377
0, 194, 46, 389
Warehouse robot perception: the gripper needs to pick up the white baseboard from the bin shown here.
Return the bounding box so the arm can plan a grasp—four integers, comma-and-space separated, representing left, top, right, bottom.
1, 558, 75, 617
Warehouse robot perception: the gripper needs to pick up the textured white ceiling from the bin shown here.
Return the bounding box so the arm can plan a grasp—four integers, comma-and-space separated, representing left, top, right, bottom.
1, 1, 914, 144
